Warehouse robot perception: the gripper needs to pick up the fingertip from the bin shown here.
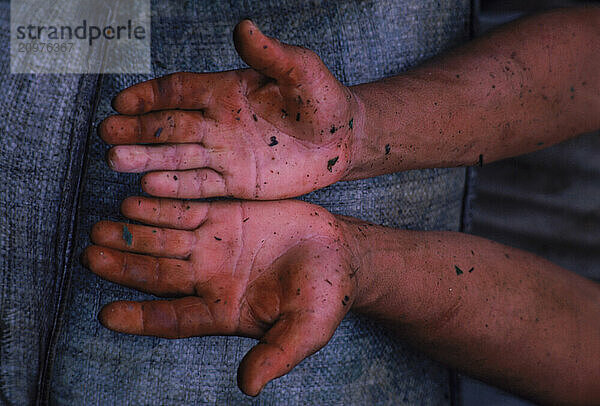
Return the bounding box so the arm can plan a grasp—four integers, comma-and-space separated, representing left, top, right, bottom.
81, 245, 92, 267
237, 380, 263, 397
237, 343, 288, 397
112, 89, 146, 115
141, 172, 177, 197
83, 245, 114, 276
233, 19, 270, 61
121, 196, 145, 218
99, 301, 142, 334
232, 20, 304, 85
105, 146, 118, 170
90, 220, 108, 244
233, 19, 258, 42
140, 172, 156, 195
106, 145, 147, 172
98, 116, 113, 143
237, 357, 265, 397
111, 91, 129, 114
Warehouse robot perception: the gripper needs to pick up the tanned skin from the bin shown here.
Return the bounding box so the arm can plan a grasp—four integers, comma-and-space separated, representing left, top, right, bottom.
87, 7, 600, 404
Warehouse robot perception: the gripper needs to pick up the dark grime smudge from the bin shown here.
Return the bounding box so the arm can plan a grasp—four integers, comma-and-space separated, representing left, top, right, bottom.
385, 144, 391, 155
349, 118, 353, 129
123, 225, 133, 246
296, 112, 300, 121
268, 136, 278, 146
252, 114, 258, 121
154, 127, 163, 138
214, 236, 222, 241
330, 125, 337, 134
455, 265, 463, 275
468, 267, 474, 273
327, 156, 339, 172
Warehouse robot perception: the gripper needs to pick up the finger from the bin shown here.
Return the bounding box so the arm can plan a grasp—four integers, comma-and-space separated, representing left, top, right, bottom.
106, 144, 213, 173
121, 196, 209, 230
90, 220, 194, 259
141, 168, 227, 199
112, 72, 215, 115
99, 297, 230, 338
83, 245, 196, 296
237, 312, 334, 396
233, 20, 314, 85
99, 110, 214, 145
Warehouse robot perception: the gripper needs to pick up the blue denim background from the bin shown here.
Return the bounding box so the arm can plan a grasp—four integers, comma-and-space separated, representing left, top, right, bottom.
0, 1, 472, 404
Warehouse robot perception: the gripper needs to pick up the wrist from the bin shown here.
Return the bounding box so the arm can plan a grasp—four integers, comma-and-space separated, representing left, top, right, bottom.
335, 214, 386, 313
340, 87, 372, 181
342, 81, 415, 181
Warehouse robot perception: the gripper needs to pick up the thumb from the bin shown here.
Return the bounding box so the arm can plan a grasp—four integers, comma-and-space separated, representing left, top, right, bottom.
233, 19, 314, 85
236, 312, 335, 396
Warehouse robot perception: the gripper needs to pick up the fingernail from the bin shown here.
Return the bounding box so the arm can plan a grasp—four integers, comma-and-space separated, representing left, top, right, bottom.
106, 148, 117, 169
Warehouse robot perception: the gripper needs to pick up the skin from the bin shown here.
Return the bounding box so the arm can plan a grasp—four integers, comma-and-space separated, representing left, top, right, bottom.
87, 6, 600, 404
99, 20, 358, 199
347, 7, 600, 178
347, 220, 600, 406
99, 9, 599, 199
84, 198, 600, 403
84, 198, 357, 396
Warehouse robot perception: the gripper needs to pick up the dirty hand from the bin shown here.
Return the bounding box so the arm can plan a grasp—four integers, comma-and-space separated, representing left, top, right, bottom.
99, 20, 361, 200
82, 197, 358, 396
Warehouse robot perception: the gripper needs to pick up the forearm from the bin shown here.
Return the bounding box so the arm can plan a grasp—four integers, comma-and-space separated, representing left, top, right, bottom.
345, 7, 600, 180
339, 217, 600, 405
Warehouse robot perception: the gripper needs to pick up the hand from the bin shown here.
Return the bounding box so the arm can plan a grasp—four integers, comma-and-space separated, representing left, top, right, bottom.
82, 197, 358, 396
99, 20, 362, 200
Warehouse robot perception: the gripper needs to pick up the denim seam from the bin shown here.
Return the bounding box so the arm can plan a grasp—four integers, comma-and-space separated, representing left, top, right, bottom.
35, 73, 104, 406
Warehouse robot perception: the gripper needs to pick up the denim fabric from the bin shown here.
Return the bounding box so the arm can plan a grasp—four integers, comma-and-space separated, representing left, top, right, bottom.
0, 2, 100, 404
0, 0, 472, 404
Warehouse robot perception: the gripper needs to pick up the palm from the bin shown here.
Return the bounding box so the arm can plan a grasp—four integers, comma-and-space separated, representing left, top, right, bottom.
83, 198, 356, 395
99, 20, 359, 199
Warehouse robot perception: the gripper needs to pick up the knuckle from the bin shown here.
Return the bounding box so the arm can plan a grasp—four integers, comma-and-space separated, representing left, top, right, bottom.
173, 110, 185, 135
156, 198, 164, 223
158, 145, 180, 170
157, 229, 167, 252
176, 202, 186, 227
